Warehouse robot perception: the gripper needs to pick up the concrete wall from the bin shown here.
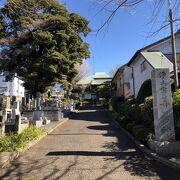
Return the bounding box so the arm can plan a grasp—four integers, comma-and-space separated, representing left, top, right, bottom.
130, 56, 153, 98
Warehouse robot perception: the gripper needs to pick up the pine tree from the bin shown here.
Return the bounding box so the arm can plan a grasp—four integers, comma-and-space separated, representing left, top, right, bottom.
0, 0, 91, 95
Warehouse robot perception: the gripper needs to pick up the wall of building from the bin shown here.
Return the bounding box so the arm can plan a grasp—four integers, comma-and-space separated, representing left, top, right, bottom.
123, 66, 132, 98
147, 35, 180, 54
115, 73, 124, 97
0, 76, 25, 97
130, 56, 153, 98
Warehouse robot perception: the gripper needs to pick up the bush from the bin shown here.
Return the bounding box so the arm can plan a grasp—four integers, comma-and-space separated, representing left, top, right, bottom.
134, 127, 151, 143
132, 125, 145, 135
118, 116, 130, 128
124, 103, 142, 124
173, 89, 180, 124
110, 94, 154, 141
126, 122, 136, 133
136, 79, 152, 104
0, 126, 45, 152
175, 127, 180, 140
111, 111, 119, 120
110, 96, 124, 112
117, 102, 125, 117
131, 124, 152, 142
75, 102, 81, 109
139, 97, 154, 131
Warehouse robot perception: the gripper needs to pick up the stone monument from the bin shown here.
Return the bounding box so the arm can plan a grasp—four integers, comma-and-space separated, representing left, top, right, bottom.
149, 68, 180, 156
36, 92, 41, 110
0, 115, 5, 137
11, 101, 20, 120
32, 98, 37, 110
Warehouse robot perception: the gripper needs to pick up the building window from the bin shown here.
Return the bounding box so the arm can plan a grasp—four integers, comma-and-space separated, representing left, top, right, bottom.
141, 61, 147, 72
120, 77, 122, 87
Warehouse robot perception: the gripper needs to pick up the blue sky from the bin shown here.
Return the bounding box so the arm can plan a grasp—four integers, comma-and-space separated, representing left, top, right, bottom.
0, 0, 179, 75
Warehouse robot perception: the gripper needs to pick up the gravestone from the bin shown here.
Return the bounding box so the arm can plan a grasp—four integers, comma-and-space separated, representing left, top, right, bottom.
32, 110, 44, 127
5, 97, 11, 109
14, 115, 21, 134
36, 92, 41, 110
0, 115, 5, 137
11, 101, 20, 120
149, 68, 180, 156
32, 98, 37, 110
22, 97, 26, 107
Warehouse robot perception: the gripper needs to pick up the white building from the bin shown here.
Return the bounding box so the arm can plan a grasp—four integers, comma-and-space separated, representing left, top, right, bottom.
127, 30, 180, 98
141, 30, 180, 64
128, 52, 173, 98
0, 75, 25, 98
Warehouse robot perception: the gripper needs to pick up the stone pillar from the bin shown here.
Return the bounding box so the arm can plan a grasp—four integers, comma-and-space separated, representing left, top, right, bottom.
149, 69, 180, 156
13, 101, 19, 110
151, 69, 175, 142
5, 97, 11, 109
14, 115, 21, 134
36, 92, 41, 110
22, 97, 26, 107
11, 101, 20, 120
0, 115, 5, 137
32, 98, 37, 110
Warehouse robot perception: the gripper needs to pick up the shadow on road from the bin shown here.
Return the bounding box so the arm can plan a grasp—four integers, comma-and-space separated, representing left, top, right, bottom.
1, 106, 180, 179
70, 106, 180, 179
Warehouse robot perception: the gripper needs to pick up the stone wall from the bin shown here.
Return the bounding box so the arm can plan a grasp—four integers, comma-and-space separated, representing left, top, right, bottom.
23, 110, 62, 121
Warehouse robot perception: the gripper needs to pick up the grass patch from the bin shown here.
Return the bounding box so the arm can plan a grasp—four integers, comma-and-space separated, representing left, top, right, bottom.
0, 126, 46, 152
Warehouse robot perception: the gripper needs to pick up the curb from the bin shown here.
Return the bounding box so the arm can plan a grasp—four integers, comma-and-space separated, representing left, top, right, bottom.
108, 111, 180, 170
0, 117, 69, 169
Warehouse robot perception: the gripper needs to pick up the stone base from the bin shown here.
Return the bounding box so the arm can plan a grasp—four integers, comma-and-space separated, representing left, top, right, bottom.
148, 139, 180, 156
43, 117, 51, 125
33, 111, 44, 121
44, 110, 62, 121
21, 120, 29, 133
32, 120, 43, 127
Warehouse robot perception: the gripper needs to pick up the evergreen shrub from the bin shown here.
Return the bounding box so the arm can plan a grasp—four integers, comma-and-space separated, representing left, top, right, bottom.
110, 96, 124, 112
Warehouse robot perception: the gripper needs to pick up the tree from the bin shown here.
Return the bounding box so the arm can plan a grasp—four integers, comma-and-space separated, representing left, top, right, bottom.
0, 0, 91, 95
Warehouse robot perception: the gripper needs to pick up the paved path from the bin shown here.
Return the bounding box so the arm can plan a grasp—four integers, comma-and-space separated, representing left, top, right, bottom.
1, 106, 180, 180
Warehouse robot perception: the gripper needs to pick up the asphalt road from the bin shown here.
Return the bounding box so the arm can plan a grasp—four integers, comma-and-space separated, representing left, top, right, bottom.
0, 106, 180, 180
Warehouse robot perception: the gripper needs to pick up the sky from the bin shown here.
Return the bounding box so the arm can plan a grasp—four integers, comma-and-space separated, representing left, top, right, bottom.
0, 0, 179, 75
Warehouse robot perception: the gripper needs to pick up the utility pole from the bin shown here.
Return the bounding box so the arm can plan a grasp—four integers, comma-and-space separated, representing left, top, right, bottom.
168, 0, 179, 90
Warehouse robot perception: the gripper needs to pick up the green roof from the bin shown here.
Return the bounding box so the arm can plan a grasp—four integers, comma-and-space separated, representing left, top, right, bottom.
141, 52, 173, 72
92, 72, 111, 79
76, 72, 112, 86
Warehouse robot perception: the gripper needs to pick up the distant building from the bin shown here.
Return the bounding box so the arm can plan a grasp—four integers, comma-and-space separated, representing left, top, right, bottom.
77, 72, 112, 86
76, 72, 112, 100
0, 74, 25, 98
